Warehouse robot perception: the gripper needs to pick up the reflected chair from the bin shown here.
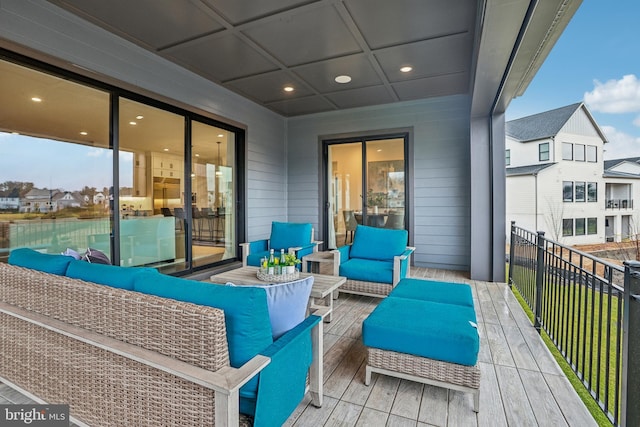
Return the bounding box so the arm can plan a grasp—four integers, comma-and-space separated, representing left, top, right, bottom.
192, 207, 203, 240
161, 207, 173, 217
384, 212, 404, 229
342, 210, 358, 244
173, 207, 186, 231
241, 221, 320, 268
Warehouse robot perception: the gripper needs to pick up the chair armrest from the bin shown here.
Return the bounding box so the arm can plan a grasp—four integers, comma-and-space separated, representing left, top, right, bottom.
253, 315, 323, 425
335, 245, 351, 264
392, 246, 415, 286
312, 240, 323, 252
240, 239, 269, 266
290, 243, 316, 262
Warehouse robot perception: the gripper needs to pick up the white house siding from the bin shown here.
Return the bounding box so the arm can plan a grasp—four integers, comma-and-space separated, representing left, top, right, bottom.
0, 0, 288, 242
505, 174, 539, 234
288, 95, 471, 271
506, 137, 554, 167
603, 176, 640, 241
609, 162, 640, 175
561, 108, 602, 139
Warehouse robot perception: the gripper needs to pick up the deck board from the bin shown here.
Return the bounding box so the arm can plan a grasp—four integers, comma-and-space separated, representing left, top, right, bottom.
0, 267, 598, 426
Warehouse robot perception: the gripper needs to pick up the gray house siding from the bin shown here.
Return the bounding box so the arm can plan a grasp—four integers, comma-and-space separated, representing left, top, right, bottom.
287, 95, 471, 271
0, 0, 287, 242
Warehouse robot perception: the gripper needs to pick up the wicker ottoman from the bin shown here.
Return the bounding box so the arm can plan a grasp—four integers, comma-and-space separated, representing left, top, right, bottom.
362, 288, 480, 412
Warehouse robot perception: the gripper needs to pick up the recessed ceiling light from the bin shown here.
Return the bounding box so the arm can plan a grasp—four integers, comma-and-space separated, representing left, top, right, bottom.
129, 121, 137, 126
335, 75, 352, 84
11, 132, 19, 135
195, 153, 200, 157
400, 66, 413, 73
31, 97, 42, 102
136, 115, 144, 120
284, 86, 294, 92
377, 149, 382, 152
163, 148, 169, 152
217, 134, 224, 138
191, 173, 196, 177
80, 131, 88, 136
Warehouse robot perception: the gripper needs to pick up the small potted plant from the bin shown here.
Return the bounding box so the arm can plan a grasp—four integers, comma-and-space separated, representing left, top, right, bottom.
283, 253, 301, 274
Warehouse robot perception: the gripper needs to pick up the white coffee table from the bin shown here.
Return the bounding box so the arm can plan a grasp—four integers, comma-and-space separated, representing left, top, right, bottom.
210, 266, 346, 322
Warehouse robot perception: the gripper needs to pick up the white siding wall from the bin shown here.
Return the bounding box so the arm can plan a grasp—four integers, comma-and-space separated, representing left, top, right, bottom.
506, 137, 553, 167
0, 0, 288, 241
505, 175, 539, 235
288, 96, 471, 271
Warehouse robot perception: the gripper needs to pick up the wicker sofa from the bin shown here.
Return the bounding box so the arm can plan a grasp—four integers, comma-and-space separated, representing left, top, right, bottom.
0, 249, 324, 427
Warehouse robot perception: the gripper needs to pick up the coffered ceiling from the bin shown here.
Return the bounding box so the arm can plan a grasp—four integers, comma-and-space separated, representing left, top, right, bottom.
46, 0, 478, 117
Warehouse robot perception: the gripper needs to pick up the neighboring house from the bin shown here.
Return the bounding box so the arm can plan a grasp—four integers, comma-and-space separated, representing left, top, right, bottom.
20, 188, 60, 213
54, 191, 83, 209
93, 192, 106, 205
505, 103, 610, 245
0, 196, 19, 210
602, 157, 640, 241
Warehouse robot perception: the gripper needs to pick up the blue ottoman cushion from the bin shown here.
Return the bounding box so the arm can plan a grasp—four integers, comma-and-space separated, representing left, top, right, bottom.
339, 258, 394, 284
390, 278, 474, 308
363, 296, 479, 366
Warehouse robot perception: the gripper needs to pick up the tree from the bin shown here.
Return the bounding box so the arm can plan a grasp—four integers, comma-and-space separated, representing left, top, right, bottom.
544, 196, 565, 242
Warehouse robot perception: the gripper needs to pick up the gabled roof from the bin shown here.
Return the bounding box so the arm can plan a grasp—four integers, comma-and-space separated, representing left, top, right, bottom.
603, 170, 640, 179
506, 163, 555, 177
603, 157, 640, 170
506, 102, 608, 143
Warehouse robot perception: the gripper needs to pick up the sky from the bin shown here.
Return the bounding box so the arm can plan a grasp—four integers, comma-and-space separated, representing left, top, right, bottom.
506, 1, 640, 160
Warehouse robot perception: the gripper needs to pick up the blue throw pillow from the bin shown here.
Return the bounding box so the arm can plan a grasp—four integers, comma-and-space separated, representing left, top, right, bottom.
229, 277, 314, 339
269, 222, 312, 251
66, 259, 158, 290
350, 225, 408, 261
8, 247, 73, 275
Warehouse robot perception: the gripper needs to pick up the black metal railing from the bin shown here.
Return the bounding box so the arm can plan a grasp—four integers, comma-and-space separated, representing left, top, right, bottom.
508, 221, 640, 426
606, 198, 633, 209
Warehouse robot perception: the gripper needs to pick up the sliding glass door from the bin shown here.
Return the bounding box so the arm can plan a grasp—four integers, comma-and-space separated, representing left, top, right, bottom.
326, 135, 407, 249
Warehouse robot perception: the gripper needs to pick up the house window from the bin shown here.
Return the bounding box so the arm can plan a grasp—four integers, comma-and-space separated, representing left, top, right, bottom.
563, 181, 574, 202
539, 143, 550, 161
587, 218, 597, 234
505, 149, 511, 166
586, 145, 597, 162
575, 182, 586, 202
562, 142, 573, 160
574, 144, 585, 161
563, 219, 574, 236
575, 218, 585, 235
587, 182, 597, 202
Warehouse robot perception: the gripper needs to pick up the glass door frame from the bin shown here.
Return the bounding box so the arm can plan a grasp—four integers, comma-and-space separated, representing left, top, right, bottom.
321, 130, 412, 249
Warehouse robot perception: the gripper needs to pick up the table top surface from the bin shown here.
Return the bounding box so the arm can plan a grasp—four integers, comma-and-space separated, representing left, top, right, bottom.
210, 266, 346, 298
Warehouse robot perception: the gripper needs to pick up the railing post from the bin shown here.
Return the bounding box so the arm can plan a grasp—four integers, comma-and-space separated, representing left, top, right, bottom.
508, 221, 516, 289
534, 231, 545, 333
622, 261, 640, 427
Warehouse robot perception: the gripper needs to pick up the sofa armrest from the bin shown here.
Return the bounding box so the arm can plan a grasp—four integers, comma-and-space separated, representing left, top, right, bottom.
336, 245, 351, 265
392, 246, 416, 286
0, 300, 270, 427
240, 239, 269, 266
253, 315, 322, 426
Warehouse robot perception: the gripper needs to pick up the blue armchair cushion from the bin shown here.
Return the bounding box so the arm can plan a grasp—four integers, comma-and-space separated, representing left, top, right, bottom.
133, 272, 273, 395
9, 248, 72, 275
390, 278, 474, 308
228, 276, 314, 339
66, 259, 158, 290
363, 296, 479, 366
246, 250, 270, 267
269, 222, 312, 251
350, 225, 408, 261
340, 258, 394, 284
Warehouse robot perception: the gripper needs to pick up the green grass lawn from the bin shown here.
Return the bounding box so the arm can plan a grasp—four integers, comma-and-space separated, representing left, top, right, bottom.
509, 266, 616, 426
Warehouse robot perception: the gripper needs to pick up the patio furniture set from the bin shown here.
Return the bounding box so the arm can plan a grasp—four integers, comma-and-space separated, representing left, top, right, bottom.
0, 221, 480, 426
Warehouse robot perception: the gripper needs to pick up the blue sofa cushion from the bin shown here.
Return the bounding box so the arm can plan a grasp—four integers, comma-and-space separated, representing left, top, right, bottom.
363, 297, 479, 366
350, 225, 408, 261
229, 277, 314, 340
8, 248, 72, 275
390, 278, 474, 308
66, 260, 158, 290
340, 258, 394, 284
133, 272, 273, 395
269, 222, 312, 251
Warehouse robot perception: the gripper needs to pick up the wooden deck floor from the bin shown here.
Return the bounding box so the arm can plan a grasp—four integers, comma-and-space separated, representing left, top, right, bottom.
287, 267, 598, 427
0, 267, 598, 426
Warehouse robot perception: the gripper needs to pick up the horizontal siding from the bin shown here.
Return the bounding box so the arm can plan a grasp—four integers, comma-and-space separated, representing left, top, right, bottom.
287, 95, 471, 270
